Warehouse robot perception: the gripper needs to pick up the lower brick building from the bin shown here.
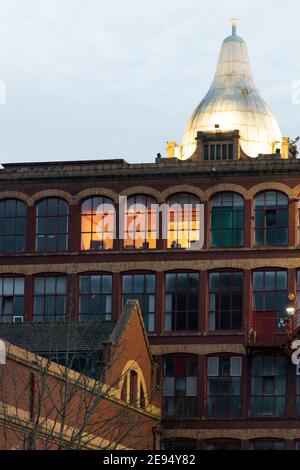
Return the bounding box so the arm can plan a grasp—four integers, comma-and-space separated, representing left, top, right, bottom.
0, 300, 160, 450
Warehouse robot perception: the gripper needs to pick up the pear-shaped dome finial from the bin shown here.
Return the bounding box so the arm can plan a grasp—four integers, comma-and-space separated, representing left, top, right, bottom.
181, 22, 282, 159
230, 17, 238, 36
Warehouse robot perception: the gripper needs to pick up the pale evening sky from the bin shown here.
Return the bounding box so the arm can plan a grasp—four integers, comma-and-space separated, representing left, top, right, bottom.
0, 0, 298, 164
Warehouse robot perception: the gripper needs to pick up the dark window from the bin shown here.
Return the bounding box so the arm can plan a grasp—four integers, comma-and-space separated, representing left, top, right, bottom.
165, 272, 199, 331
206, 440, 241, 450
121, 376, 128, 401
122, 274, 155, 332
36, 198, 68, 252
124, 195, 157, 250
39, 351, 102, 379
163, 356, 197, 417
140, 384, 146, 409
210, 192, 244, 247
297, 271, 300, 328
254, 191, 288, 246
0, 199, 26, 254
296, 368, 300, 415
163, 440, 197, 450
251, 355, 286, 417
129, 370, 138, 406
34, 276, 66, 322
209, 272, 243, 331
253, 271, 287, 328
79, 274, 112, 321
251, 441, 285, 450
203, 143, 234, 161
207, 356, 242, 417
81, 197, 115, 251
0, 277, 24, 322
167, 193, 201, 249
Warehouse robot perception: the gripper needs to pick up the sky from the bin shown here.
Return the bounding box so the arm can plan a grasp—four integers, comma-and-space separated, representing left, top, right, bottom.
0, 0, 298, 164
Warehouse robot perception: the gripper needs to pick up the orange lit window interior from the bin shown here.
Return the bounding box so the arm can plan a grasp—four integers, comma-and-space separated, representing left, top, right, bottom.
81, 197, 115, 251
167, 193, 200, 249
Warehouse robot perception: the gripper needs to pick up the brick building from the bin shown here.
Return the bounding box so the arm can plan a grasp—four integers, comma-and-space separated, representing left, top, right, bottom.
0, 300, 160, 450
0, 20, 300, 450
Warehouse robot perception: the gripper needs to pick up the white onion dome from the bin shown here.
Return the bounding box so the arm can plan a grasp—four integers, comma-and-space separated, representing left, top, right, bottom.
181, 20, 282, 159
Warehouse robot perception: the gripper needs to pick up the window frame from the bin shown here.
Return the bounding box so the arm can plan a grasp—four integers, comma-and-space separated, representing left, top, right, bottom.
206, 355, 242, 418
123, 194, 158, 250
81, 196, 115, 251
35, 198, 69, 253
0, 275, 25, 323
210, 192, 244, 248
254, 191, 288, 247
33, 275, 67, 322
163, 355, 198, 418
166, 193, 201, 250
208, 270, 243, 332
0, 198, 26, 254
122, 272, 156, 332
78, 272, 112, 321
164, 271, 200, 332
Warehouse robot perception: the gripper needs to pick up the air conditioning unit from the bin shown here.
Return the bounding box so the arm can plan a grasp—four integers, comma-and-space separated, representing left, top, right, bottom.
13, 316, 24, 324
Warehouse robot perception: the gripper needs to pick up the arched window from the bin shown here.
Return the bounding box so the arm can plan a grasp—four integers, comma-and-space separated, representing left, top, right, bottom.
209, 271, 243, 331
210, 192, 244, 247
251, 355, 286, 417
81, 196, 115, 251
129, 370, 138, 405
162, 439, 197, 450
251, 440, 285, 450
0, 276, 24, 323
123, 195, 157, 250
254, 191, 288, 246
206, 439, 241, 450
121, 376, 128, 401
140, 383, 146, 409
33, 276, 66, 322
122, 273, 155, 332
167, 193, 200, 249
0, 199, 26, 253
165, 272, 199, 331
163, 355, 197, 417
207, 355, 242, 417
79, 274, 112, 321
36, 198, 68, 252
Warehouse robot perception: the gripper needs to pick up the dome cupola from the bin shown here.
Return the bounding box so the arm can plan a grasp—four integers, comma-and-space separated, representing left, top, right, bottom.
181, 19, 282, 159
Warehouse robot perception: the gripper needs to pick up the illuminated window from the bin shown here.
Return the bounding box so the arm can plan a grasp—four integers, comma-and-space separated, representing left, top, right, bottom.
123, 195, 157, 250
210, 192, 244, 247
254, 191, 288, 246
79, 274, 112, 321
36, 198, 68, 252
167, 193, 200, 249
251, 355, 286, 417
81, 197, 115, 251
0, 277, 24, 323
122, 274, 155, 332
165, 272, 199, 331
207, 356, 242, 417
163, 356, 197, 417
0, 199, 26, 253
209, 271, 243, 331
34, 276, 66, 322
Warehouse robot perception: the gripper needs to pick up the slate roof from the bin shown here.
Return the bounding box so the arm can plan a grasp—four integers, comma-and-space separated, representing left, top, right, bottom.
0, 321, 116, 354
